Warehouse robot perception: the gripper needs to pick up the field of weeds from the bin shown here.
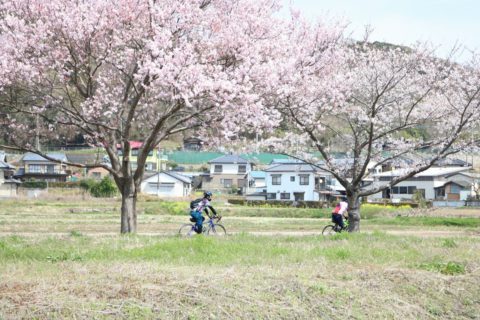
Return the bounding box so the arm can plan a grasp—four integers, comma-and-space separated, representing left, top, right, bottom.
0, 198, 479, 319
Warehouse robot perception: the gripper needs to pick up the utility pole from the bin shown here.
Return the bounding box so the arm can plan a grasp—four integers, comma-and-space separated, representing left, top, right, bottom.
35, 113, 41, 151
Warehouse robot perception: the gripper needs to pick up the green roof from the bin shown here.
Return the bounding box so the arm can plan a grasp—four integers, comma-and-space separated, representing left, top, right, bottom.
165, 151, 291, 165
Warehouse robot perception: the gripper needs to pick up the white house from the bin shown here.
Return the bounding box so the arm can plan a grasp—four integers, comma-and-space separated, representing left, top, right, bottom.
263, 160, 340, 201
141, 171, 192, 198
370, 166, 472, 201
202, 155, 254, 193
0, 152, 20, 197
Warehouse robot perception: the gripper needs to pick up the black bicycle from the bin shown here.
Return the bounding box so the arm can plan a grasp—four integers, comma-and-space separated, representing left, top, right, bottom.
322, 218, 349, 236
178, 214, 226, 237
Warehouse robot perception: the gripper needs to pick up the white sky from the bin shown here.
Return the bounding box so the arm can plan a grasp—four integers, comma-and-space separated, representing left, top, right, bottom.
283, 0, 480, 59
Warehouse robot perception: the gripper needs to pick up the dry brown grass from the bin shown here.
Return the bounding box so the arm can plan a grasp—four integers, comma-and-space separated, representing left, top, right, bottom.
1, 262, 479, 319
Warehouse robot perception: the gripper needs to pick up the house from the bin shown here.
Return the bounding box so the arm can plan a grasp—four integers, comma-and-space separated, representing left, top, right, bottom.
117, 141, 168, 172
15, 153, 69, 182
263, 160, 341, 201
370, 166, 472, 201
183, 137, 203, 151
0, 152, 20, 197
141, 171, 192, 197
202, 155, 253, 193
87, 167, 111, 180
248, 171, 266, 190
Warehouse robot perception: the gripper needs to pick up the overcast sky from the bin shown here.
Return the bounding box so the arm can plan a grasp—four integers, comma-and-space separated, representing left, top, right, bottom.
284, 0, 479, 59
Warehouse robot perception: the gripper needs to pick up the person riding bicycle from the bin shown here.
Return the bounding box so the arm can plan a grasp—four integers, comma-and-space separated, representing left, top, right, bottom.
190, 191, 217, 234
331, 196, 348, 231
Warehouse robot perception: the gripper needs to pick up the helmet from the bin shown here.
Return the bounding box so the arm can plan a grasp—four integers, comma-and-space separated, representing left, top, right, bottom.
204, 191, 213, 199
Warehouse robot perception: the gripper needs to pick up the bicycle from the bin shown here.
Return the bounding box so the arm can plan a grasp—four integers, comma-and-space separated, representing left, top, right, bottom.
322, 215, 349, 236
178, 214, 226, 237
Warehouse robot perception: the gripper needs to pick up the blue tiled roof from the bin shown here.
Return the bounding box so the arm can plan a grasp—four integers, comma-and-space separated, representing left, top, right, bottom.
250, 171, 266, 179
22, 153, 68, 162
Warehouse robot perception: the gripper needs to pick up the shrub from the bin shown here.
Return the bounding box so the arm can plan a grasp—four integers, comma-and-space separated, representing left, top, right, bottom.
90, 176, 117, 198
22, 180, 47, 189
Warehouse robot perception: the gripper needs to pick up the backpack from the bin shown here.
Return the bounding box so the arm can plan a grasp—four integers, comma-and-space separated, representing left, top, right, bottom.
190, 198, 202, 210
333, 204, 341, 214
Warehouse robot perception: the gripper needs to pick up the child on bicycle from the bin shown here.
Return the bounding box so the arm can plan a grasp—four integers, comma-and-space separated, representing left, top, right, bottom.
332, 196, 349, 231
190, 191, 217, 234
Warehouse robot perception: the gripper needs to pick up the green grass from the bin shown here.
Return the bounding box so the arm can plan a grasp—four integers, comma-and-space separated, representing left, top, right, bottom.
0, 233, 477, 272
369, 216, 480, 228
1, 198, 480, 319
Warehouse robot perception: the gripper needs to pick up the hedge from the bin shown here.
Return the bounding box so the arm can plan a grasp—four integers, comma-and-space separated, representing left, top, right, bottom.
228, 199, 329, 208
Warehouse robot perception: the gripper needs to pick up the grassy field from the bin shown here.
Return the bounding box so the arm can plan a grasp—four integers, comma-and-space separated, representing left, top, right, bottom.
0, 198, 479, 319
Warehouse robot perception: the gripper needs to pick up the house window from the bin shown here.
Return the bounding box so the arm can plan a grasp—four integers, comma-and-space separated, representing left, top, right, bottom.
238, 179, 246, 187
92, 172, 101, 179
223, 179, 233, 188
117, 149, 123, 156
267, 193, 277, 200
214, 165, 223, 173
272, 174, 281, 185
29, 164, 42, 173
148, 150, 153, 156
280, 193, 290, 200
46, 164, 55, 173
238, 165, 246, 173
436, 187, 445, 198
299, 174, 309, 185
392, 186, 417, 194
290, 176, 295, 182
131, 149, 139, 156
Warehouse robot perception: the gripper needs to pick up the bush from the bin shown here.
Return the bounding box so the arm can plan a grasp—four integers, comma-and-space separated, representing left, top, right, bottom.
22, 181, 47, 189
79, 179, 97, 192
90, 177, 117, 198
79, 177, 117, 197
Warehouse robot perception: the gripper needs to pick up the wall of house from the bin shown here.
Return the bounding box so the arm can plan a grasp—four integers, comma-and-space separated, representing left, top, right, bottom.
370, 179, 445, 200
87, 167, 110, 180
0, 183, 17, 197
203, 174, 246, 191
265, 172, 318, 201
209, 163, 251, 175
24, 161, 65, 174
141, 174, 191, 197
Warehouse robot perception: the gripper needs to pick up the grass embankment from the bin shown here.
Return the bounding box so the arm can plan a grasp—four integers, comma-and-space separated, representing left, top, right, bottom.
1, 198, 480, 318
1, 233, 479, 319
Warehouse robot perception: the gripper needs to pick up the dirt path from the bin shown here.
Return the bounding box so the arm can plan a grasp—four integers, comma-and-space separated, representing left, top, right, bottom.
0, 228, 477, 238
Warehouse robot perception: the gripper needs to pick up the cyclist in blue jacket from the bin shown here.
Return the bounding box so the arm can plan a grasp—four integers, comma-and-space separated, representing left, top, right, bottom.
190, 191, 217, 233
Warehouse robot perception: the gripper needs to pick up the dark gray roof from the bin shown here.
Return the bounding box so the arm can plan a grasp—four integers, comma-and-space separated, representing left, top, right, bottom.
208, 155, 250, 164
444, 179, 472, 188
22, 152, 68, 162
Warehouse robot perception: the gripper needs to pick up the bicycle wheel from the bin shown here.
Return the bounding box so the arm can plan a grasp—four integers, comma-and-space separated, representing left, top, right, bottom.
178, 224, 195, 236
207, 223, 226, 236
322, 225, 337, 236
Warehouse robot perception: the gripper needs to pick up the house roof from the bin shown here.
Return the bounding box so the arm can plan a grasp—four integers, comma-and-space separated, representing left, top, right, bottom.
208, 154, 251, 164
374, 166, 470, 178
265, 163, 317, 173
67, 153, 102, 165
116, 141, 145, 149
250, 171, 266, 179
22, 152, 68, 162
0, 152, 14, 169
143, 171, 192, 184
444, 180, 471, 188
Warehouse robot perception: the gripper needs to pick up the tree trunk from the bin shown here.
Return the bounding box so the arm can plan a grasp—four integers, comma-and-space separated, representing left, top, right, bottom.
120, 178, 137, 233
347, 194, 361, 232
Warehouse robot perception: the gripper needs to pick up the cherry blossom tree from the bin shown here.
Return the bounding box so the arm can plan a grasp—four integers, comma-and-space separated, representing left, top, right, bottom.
0, 0, 283, 233
267, 34, 480, 232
